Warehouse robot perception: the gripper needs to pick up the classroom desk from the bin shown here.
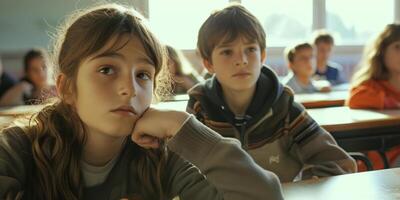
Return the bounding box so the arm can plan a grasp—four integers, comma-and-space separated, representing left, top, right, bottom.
153, 100, 188, 111
164, 94, 189, 102
0, 105, 44, 116
283, 168, 400, 200
308, 106, 400, 167
294, 90, 349, 108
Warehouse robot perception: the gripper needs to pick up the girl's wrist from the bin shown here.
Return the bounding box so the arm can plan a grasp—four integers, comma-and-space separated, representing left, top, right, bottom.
167, 111, 190, 137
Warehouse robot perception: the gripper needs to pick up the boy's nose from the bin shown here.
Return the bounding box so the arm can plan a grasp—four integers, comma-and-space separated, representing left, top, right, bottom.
235, 53, 248, 66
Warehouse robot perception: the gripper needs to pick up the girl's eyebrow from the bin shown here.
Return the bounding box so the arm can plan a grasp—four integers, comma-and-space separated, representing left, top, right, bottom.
135, 57, 154, 66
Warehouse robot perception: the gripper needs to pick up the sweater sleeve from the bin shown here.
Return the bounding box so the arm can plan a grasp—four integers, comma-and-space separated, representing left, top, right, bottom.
0, 127, 31, 199
167, 116, 283, 200
347, 82, 385, 109
286, 102, 357, 180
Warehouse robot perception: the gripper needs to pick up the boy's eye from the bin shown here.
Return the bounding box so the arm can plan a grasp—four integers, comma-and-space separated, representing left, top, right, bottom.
98, 66, 115, 75
247, 47, 257, 52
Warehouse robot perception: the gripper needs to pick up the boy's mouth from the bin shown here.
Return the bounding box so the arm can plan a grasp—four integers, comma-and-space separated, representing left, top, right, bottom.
232, 72, 251, 77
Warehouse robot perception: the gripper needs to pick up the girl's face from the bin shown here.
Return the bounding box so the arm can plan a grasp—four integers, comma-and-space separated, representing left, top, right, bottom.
384, 40, 400, 75
74, 36, 155, 138
27, 57, 47, 87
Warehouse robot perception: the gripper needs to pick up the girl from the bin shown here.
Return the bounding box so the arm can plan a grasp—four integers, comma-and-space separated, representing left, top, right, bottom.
347, 23, 400, 169
0, 49, 56, 106
0, 4, 283, 200
166, 45, 203, 94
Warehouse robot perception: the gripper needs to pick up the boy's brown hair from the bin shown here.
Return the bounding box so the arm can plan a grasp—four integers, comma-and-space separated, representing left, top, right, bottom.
313, 30, 334, 45
197, 4, 266, 62
285, 42, 313, 63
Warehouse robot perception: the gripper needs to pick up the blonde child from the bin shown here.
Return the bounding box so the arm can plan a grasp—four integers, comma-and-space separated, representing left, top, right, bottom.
0, 4, 283, 199
283, 42, 331, 94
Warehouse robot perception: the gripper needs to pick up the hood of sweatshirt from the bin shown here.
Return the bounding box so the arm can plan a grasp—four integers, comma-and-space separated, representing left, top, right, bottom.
199, 65, 285, 132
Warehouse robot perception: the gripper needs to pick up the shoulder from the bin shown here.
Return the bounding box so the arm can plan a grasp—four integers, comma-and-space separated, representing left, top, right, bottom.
352, 79, 385, 92
281, 73, 295, 85
1, 72, 17, 83
187, 81, 210, 112
327, 61, 343, 71
0, 126, 31, 153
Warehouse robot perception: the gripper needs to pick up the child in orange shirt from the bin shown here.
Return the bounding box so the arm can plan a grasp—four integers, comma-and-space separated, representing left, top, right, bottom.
347, 23, 400, 169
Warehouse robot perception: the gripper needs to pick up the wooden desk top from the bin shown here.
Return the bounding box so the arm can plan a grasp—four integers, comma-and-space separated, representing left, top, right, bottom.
165, 94, 189, 102
153, 100, 187, 111
283, 168, 400, 200
295, 90, 349, 108
0, 105, 44, 116
308, 107, 400, 132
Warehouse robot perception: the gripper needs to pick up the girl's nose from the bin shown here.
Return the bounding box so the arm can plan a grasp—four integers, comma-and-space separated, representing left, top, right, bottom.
119, 76, 136, 98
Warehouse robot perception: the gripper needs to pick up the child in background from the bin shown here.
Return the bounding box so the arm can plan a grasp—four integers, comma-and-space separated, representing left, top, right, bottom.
283, 42, 331, 94
187, 4, 356, 183
166, 45, 203, 94
0, 4, 284, 200
347, 23, 400, 169
0, 49, 56, 106
0, 56, 17, 101
312, 30, 345, 85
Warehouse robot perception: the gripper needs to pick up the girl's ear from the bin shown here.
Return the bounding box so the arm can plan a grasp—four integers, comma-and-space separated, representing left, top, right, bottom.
56, 73, 74, 104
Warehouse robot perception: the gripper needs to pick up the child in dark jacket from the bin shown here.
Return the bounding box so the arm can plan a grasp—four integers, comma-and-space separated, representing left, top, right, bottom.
187, 4, 356, 182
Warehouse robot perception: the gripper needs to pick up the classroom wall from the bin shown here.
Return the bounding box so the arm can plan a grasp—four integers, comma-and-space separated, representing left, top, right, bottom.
182, 45, 363, 82
0, 0, 365, 82
0, 0, 145, 78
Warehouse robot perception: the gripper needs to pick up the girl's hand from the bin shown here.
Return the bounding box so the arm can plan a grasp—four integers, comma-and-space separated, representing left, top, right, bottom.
131, 108, 189, 149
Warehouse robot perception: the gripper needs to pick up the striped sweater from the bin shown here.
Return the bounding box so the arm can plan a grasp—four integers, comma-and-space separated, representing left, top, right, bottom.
187, 66, 356, 182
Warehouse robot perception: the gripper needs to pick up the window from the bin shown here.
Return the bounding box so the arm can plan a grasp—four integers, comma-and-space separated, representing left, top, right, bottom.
148, 0, 227, 49
241, 0, 313, 47
326, 0, 394, 45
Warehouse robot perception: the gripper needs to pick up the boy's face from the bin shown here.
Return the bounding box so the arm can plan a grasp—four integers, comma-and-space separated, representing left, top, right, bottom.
203, 36, 266, 92
290, 48, 314, 77
315, 42, 333, 61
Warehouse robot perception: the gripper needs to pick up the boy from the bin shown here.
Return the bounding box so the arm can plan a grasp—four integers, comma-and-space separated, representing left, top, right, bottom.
283, 42, 331, 94
313, 30, 345, 85
187, 5, 356, 182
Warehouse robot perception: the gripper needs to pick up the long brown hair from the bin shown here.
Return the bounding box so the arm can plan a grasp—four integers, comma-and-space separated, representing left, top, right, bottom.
351, 23, 400, 87
6, 4, 172, 199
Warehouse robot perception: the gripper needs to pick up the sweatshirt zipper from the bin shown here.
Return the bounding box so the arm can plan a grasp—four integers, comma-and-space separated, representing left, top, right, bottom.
239, 115, 252, 147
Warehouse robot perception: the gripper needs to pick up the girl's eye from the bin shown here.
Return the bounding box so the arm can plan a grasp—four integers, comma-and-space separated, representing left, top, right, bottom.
98, 66, 115, 75
137, 72, 151, 81
220, 50, 232, 56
